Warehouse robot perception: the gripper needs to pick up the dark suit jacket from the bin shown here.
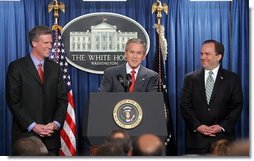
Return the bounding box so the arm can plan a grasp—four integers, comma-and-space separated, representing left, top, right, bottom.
6, 55, 68, 150
180, 67, 243, 152
98, 63, 159, 92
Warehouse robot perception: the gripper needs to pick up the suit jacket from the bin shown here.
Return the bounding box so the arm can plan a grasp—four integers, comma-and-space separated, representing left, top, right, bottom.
6, 55, 68, 150
98, 63, 159, 92
180, 67, 243, 152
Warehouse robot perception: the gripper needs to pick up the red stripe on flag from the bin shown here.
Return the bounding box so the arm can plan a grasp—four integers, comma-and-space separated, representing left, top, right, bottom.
59, 149, 65, 156
65, 110, 76, 136
68, 92, 75, 109
60, 129, 76, 156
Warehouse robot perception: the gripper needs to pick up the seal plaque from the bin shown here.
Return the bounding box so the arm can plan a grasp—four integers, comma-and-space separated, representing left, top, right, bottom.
113, 99, 143, 129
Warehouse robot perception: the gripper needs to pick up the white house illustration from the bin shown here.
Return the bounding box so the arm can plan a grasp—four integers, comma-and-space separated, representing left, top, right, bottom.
70, 21, 138, 52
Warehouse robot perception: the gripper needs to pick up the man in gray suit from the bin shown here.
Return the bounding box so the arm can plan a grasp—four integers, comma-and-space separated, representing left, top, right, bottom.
99, 38, 159, 92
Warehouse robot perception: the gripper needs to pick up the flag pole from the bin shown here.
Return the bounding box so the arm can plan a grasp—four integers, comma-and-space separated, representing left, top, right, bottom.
48, 0, 65, 25
48, 0, 77, 156
152, 0, 177, 155
48, 0, 65, 62
152, 0, 168, 92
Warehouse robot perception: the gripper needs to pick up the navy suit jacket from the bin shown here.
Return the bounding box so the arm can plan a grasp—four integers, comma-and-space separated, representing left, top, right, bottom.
6, 55, 68, 150
98, 63, 159, 92
180, 67, 243, 151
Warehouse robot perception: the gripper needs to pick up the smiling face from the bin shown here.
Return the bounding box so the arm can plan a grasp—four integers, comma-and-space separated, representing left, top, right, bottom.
200, 42, 222, 70
124, 42, 146, 69
32, 34, 52, 61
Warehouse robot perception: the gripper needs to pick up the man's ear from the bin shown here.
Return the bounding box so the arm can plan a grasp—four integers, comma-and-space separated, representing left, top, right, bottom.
32, 41, 37, 48
123, 52, 127, 60
217, 54, 222, 62
142, 54, 146, 61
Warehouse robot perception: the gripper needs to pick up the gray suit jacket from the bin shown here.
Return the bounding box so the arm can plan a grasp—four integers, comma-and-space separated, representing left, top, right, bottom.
98, 63, 159, 92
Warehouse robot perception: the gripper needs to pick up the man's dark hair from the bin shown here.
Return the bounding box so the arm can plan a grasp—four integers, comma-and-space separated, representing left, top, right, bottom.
105, 129, 132, 155
124, 38, 146, 54
29, 25, 51, 47
202, 39, 224, 62
96, 143, 125, 156
12, 136, 48, 156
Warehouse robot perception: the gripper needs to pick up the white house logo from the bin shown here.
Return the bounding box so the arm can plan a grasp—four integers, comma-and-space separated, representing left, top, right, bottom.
62, 12, 150, 74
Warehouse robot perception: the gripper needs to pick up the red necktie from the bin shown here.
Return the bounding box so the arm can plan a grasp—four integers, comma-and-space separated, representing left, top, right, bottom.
38, 63, 44, 83
129, 70, 136, 92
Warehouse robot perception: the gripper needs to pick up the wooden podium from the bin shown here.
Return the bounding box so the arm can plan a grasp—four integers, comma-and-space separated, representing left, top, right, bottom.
83, 92, 168, 155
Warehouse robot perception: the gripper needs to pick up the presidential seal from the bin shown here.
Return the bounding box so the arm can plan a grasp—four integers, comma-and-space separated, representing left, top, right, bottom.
113, 99, 143, 129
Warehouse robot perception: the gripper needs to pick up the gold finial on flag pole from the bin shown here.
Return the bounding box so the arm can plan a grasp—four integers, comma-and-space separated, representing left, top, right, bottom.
48, 0, 65, 25
152, 0, 168, 26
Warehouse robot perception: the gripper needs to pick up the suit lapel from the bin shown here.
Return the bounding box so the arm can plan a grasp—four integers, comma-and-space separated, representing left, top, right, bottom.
43, 59, 51, 86
25, 55, 43, 85
134, 66, 146, 91
197, 69, 207, 105
209, 68, 224, 104
115, 63, 127, 91
118, 63, 127, 76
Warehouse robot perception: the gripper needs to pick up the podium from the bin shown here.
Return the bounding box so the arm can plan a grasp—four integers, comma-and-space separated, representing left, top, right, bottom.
83, 92, 168, 154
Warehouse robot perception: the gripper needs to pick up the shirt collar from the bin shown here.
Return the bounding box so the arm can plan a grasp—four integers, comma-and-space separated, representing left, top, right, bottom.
30, 53, 45, 69
204, 64, 220, 80
126, 63, 140, 75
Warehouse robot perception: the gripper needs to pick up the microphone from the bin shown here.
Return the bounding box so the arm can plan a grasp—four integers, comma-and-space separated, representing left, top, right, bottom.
126, 73, 132, 91
117, 74, 127, 92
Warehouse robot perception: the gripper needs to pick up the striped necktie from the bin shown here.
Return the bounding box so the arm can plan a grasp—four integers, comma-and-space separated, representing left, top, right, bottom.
206, 71, 214, 104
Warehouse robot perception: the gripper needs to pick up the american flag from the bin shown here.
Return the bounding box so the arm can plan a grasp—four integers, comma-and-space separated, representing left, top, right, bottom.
50, 24, 77, 156
153, 24, 177, 155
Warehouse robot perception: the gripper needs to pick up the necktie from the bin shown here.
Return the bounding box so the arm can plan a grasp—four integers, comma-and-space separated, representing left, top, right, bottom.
38, 63, 44, 83
206, 71, 214, 104
129, 70, 136, 92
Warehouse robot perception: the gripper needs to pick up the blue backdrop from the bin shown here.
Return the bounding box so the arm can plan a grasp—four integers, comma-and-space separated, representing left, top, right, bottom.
0, 0, 249, 156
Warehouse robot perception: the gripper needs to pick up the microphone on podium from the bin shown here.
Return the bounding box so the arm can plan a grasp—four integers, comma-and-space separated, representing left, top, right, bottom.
126, 73, 132, 92
117, 74, 128, 92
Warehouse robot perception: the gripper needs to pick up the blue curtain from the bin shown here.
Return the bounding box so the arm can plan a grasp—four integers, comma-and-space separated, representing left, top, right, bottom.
0, 0, 248, 155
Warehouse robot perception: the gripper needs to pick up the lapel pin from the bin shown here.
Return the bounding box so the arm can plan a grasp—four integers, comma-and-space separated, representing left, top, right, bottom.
220, 76, 223, 80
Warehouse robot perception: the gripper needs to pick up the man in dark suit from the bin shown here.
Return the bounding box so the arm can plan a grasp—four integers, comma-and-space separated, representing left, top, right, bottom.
6, 25, 68, 155
99, 38, 159, 92
180, 40, 243, 154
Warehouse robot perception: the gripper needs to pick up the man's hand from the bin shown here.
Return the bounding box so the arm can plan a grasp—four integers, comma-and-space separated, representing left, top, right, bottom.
46, 122, 58, 131
196, 125, 216, 137
196, 124, 223, 137
32, 124, 54, 137
209, 124, 223, 134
